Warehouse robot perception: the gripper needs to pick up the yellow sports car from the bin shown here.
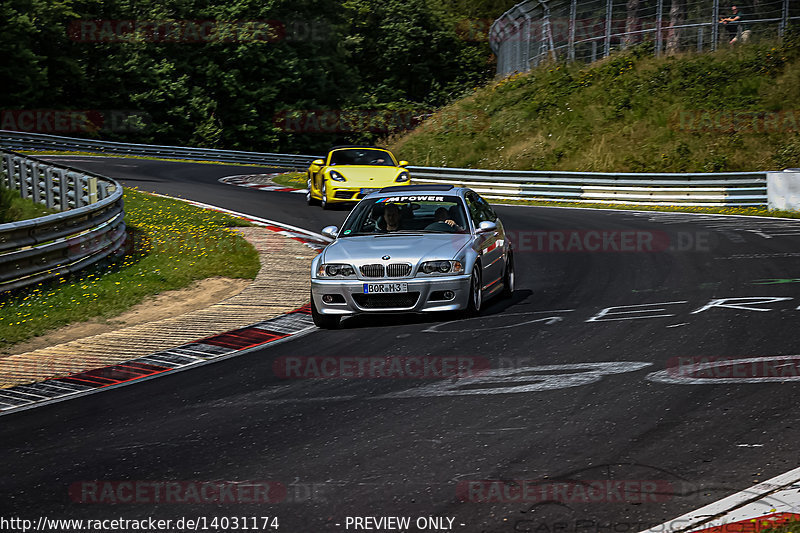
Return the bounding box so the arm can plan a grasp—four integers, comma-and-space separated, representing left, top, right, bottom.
306, 146, 411, 209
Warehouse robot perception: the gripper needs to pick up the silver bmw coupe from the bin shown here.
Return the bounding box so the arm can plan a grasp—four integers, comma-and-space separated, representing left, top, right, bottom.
310, 185, 514, 328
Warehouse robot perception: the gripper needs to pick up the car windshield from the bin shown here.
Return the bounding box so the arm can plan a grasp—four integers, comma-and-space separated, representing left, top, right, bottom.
329, 149, 396, 167
339, 195, 469, 236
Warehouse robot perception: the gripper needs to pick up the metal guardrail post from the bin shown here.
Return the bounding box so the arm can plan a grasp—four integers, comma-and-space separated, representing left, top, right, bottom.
44, 167, 55, 209
31, 163, 42, 204
19, 161, 29, 199
72, 172, 84, 208
1, 154, 10, 189
56, 168, 68, 210
8, 156, 17, 191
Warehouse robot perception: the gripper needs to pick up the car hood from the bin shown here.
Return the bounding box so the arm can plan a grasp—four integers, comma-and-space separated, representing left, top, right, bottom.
322, 234, 472, 265
327, 165, 404, 187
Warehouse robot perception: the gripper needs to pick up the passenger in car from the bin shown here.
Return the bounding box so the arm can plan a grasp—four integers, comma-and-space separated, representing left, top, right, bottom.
424, 207, 463, 232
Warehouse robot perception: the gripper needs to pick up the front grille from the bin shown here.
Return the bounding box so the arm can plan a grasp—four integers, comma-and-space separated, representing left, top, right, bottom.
352, 292, 420, 309
386, 263, 411, 277
360, 264, 385, 278
334, 190, 355, 199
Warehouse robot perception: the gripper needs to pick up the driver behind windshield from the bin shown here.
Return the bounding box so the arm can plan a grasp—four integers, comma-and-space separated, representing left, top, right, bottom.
424, 207, 463, 232
379, 203, 401, 232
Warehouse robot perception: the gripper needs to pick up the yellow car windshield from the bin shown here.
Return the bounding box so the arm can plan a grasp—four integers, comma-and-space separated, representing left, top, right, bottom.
330, 149, 395, 166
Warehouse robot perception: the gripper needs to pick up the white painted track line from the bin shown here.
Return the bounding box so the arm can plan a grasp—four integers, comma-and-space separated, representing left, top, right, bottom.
641, 466, 800, 532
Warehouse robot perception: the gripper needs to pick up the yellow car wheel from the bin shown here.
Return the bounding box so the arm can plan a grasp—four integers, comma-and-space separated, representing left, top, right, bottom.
321, 180, 330, 210
306, 178, 318, 206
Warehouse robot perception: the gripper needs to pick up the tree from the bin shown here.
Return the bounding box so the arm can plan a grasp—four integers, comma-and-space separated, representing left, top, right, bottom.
666, 0, 686, 54
623, 0, 640, 48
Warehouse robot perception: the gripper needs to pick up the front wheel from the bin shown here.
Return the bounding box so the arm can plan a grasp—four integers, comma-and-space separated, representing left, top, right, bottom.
464, 264, 482, 316
501, 251, 515, 298
306, 178, 318, 206
311, 296, 340, 329
320, 181, 330, 210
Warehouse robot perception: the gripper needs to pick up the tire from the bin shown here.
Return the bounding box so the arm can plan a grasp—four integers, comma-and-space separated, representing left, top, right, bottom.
306, 178, 318, 206
311, 296, 340, 329
320, 180, 330, 210
464, 264, 482, 316
501, 251, 515, 298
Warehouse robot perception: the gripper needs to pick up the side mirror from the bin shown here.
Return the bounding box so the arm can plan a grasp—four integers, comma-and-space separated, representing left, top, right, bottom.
398, 160, 409, 167
312, 159, 325, 166
477, 221, 497, 233
321, 226, 339, 239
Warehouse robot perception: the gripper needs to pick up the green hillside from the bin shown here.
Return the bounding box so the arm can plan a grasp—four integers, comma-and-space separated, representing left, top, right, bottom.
390, 31, 800, 173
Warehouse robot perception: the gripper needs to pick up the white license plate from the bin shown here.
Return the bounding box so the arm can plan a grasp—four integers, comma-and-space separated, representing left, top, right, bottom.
363, 283, 408, 294
360, 188, 379, 194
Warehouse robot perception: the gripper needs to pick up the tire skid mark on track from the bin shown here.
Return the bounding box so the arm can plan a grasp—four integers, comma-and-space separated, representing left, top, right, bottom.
219, 174, 307, 194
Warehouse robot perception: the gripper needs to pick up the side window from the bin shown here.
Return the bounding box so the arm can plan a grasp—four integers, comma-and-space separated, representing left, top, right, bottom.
476, 195, 497, 222
466, 193, 486, 225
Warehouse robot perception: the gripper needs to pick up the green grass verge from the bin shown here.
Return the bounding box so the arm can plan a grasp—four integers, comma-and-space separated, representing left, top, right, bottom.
0, 188, 260, 348
0, 187, 58, 223
271, 171, 307, 188
389, 31, 800, 173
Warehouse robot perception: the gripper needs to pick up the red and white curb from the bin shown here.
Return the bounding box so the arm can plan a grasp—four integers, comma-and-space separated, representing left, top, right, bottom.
219, 174, 307, 194
0, 199, 332, 416
642, 466, 800, 532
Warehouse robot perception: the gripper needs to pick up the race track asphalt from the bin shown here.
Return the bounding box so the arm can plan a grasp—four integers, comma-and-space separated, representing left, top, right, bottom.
1, 157, 799, 532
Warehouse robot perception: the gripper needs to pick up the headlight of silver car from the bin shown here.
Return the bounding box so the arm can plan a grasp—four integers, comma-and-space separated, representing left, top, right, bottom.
317, 263, 356, 277
419, 260, 464, 275
395, 171, 410, 183
329, 170, 346, 182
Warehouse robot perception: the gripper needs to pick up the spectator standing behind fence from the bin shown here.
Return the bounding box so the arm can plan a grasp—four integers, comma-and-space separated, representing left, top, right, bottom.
719, 5, 746, 46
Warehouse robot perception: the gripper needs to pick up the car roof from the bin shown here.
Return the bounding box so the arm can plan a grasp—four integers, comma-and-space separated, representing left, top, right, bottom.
329, 145, 390, 152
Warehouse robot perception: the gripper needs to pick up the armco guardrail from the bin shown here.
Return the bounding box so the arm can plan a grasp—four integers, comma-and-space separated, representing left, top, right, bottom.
0, 130, 319, 170
0, 131, 769, 207
407, 166, 767, 207
0, 150, 125, 293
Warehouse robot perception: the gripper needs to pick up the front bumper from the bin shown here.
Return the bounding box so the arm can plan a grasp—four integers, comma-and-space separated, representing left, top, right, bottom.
327, 187, 372, 202
311, 275, 471, 315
